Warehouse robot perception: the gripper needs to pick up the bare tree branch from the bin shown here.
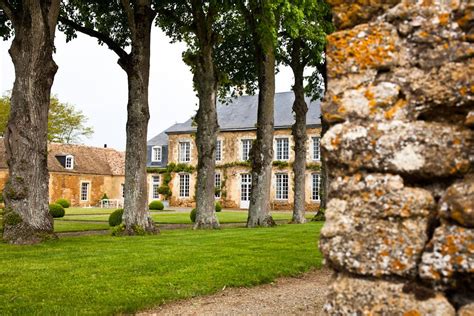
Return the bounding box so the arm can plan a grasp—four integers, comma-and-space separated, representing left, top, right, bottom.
58, 16, 129, 62
120, 0, 136, 42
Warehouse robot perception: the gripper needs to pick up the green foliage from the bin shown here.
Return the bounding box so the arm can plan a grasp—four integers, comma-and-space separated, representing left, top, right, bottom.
111, 223, 125, 236
312, 208, 325, 221
55, 198, 71, 209
157, 185, 171, 197
273, 160, 290, 169
190, 208, 197, 223
0, 192, 3, 204
216, 161, 251, 169
215, 202, 222, 213
306, 163, 321, 171
0, 95, 93, 143
49, 204, 65, 218
108, 209, 124, 227
149, 200, 164, 211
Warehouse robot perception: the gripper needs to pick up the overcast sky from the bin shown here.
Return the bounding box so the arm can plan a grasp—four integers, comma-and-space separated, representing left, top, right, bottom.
0, 28, 295, 151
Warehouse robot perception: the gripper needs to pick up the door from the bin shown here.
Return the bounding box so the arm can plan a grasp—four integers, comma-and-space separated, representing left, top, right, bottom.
240, 173, 252, 209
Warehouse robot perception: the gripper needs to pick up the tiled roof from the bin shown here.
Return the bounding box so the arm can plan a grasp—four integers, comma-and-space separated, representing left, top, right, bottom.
164, 91, 321, 134
0, 141, 125, 176
147, 131, 168, 146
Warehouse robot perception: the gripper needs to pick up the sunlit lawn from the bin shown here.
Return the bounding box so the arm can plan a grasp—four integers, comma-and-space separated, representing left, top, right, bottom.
0, 222, 324, 315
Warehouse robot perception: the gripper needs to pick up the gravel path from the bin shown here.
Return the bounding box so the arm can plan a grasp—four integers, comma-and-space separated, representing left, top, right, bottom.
138, 268, 332, 316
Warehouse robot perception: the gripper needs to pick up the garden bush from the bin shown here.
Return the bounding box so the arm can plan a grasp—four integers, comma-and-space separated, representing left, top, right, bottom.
149, 200, 164, 211
215, 201, 222, 212
312, 208, 325, 221
108, 209, 124, 227
55, 198, 70, 208
49, 203, 65, 218
190, 208, 197, 223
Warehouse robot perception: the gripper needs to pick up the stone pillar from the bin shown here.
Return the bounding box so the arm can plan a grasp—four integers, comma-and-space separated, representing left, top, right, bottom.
319, 0, 473, 314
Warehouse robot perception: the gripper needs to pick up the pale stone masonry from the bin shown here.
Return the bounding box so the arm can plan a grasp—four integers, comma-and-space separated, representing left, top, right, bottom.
320, 0, 473, 314
146, 92, 323, 211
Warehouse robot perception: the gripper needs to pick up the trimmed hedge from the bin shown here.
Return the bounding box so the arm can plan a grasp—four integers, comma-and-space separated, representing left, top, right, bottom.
215, 202, 222, 212
190, 208, 197, 223
149, 200, 164, 211
49, 203, 65, 218
108, 209, 124, 227
55, 198, 70, 209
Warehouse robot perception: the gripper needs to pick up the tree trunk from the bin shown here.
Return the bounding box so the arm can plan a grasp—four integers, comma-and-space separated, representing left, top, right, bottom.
247, 39, 276, 228
193, 40, 220, 229
317, 55, 329, 211
290, 39, 307, 224
2, 1, 60, 244
120, 4, 157, 235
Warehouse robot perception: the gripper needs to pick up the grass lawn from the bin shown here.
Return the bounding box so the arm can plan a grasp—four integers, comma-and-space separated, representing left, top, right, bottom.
0, 222, 323, 315
59, 210, 314, 224
53, 221, 110, 232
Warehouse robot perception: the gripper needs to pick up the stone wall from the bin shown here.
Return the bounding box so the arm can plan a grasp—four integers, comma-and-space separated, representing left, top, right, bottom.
320, 0, 473, 314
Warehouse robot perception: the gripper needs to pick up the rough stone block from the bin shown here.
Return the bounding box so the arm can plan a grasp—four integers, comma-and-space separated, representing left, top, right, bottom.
323, 274, 455, 315
459, 303, 474, 316
440, 176, 474, 227
419, 224, 474, 288
322, 121, 472, 178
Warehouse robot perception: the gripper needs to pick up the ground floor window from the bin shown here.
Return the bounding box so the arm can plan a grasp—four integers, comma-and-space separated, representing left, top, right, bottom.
151, 175, 160, 200
215, 173, 221, 198
179, 173, 190, 198
80, 182, 90, 201
121, 183, 125, 198
275, 173, 289, 200
312, 173, 321, 201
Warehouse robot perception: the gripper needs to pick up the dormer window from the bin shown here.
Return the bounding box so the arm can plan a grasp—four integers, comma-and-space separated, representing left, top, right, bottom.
65, 155, 74, 169
151, 146, 162, 162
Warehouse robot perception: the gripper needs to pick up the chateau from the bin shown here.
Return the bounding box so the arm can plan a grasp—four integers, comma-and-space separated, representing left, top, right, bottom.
146, 92, 322, 211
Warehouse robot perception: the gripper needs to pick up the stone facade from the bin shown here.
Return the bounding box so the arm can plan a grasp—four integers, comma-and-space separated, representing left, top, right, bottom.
148, 127, 322, 210
0, 143, 125, 207
320, 0, 473, 313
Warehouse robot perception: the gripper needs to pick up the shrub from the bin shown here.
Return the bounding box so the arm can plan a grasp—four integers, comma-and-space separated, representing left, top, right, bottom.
109, 209, 124, 227
49, 203, 65, 218
55, 198, 70, 208
215, 201, 222, 212
149, 200, 164, 211
190, 208, 197, 223
312, 208, 325, 221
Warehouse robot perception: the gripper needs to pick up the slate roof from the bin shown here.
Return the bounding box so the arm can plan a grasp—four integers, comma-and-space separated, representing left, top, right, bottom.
165, 91, 321, 134
0, 141, 125, 176
147, 131, 168, 146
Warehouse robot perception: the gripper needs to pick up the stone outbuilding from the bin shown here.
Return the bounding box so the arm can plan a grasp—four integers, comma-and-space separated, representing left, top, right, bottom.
0, 142, 125, 207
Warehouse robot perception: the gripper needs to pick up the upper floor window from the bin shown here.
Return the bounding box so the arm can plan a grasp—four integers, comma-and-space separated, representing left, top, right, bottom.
65, 155, 74, 169
312, 173, 321, 201
151, 146, 162, 162
275, 138, 289, 160
312, 137, 321, 161
179, 141, 191, 162
215, 140, 222, 162
241, 139, 252, 161
275, 173, 289, 200
215, 173, 221, 198
179, 173, 190, 197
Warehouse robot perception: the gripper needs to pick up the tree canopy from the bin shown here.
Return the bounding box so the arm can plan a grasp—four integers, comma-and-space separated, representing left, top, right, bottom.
0, 95, 93, 144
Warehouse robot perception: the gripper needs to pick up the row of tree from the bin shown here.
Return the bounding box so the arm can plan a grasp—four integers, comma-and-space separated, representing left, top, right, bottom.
0, 0, 332, 244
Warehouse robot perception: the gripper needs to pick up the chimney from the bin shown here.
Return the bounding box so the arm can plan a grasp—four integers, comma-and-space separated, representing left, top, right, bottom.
104, 144, 107, 148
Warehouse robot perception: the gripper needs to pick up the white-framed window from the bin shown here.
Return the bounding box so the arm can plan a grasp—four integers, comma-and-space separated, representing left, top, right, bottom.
312, 137, 321, 161
80, 182, 90, 202
179, 173, 190, 198
241, 139, 253, 161
121, 183, 125, 198
215, 140, 222, 162
275, 138, 289, 160
151, 146, 162, 162
312, 173, 321, 201
65, 155, 74, 169
151, 175, 160, 200
215, 173, 221, 198
179, 141, 191, 162
275, 173, 289, 200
